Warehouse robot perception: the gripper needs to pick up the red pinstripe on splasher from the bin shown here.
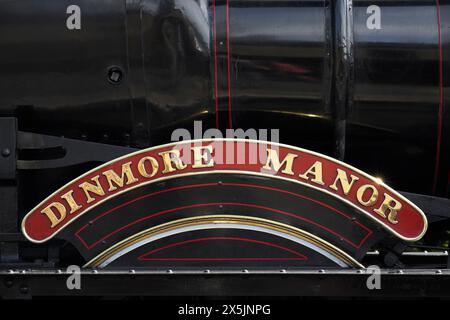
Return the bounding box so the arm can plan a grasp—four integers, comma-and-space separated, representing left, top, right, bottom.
74, 183, 373, 250
77, 202, 370, 250
138, 237, 308, 261
222, 182, 373, 236
433, 0, 444, 193
75, 183, 217, 232
213, 0, 220, 128
226, 0, 233, 129
138, 258, 306, 261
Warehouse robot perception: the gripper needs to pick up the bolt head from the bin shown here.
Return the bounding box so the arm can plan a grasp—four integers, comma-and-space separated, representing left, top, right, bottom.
107, 66, 124, 84
1, 148, 11, 157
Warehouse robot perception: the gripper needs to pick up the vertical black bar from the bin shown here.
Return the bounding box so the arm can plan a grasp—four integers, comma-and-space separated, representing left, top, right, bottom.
438, 0, 450, 197
0, 118, 16, 181
333, 0, 354, 161
0, 118, 18, 262
126, 0, 152, 148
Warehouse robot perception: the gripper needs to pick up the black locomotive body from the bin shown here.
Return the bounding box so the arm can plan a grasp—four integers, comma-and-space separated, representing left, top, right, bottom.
0, 0, 449, 298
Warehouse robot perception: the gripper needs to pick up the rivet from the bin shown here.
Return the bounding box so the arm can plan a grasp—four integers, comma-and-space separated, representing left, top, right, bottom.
1, 148, 11, 157
107, 66, 124, 85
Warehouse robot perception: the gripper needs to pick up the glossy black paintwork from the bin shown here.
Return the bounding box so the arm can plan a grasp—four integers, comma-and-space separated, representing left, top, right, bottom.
350, 1, 443, 194
0, 0, 448, 196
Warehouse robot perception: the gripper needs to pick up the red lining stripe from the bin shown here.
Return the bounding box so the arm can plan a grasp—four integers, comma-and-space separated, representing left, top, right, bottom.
213, 0, 219, 128
138, 236, 308, 261
222, 182, 373, 235
138, 258, 307, 261
226, 0, 233, 129
76, 201, 370, 251
433, 0, 444, 193
76, 183, 217, 232
75, 182, 372, 250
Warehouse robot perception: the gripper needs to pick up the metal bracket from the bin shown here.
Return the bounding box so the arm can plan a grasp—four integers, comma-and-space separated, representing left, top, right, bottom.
402, 191, 450, 221
0, 118, 17, 180
0, 118, 18, 262
17, 131, 138, 170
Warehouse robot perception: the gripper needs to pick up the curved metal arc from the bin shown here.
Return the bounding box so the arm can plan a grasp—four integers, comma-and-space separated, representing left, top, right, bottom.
21, 139, 428, 244
84, 215, 364, 269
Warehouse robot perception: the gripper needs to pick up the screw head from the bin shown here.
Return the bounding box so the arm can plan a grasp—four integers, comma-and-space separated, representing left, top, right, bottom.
1, 148, 11, 157
107, 66, 124, 85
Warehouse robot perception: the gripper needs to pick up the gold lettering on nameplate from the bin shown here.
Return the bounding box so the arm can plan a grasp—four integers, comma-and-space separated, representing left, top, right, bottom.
262, 149, 297, 175
374, 193, 401, 224
298, 161, 325, 186
191, 145, 214, 169
37, 143, 409, 232
137, 156, 159, 178
41, 202, 67, 228
61, 190, 82, 214
103, 162, 138, 191
356, 184, 379, 207
159, 150, 188, 174
329, 169, 359, 195
79, 175, 106, 204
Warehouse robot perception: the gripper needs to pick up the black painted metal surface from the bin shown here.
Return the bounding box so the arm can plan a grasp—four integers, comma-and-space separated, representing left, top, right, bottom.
0, 0, 448, 196
1, 270, 450, 298
0, 1, 449, 295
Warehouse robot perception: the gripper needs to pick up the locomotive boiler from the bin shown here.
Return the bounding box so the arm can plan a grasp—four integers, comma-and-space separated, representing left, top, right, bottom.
0, 0, 448, 195
0, 0, 449, 298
